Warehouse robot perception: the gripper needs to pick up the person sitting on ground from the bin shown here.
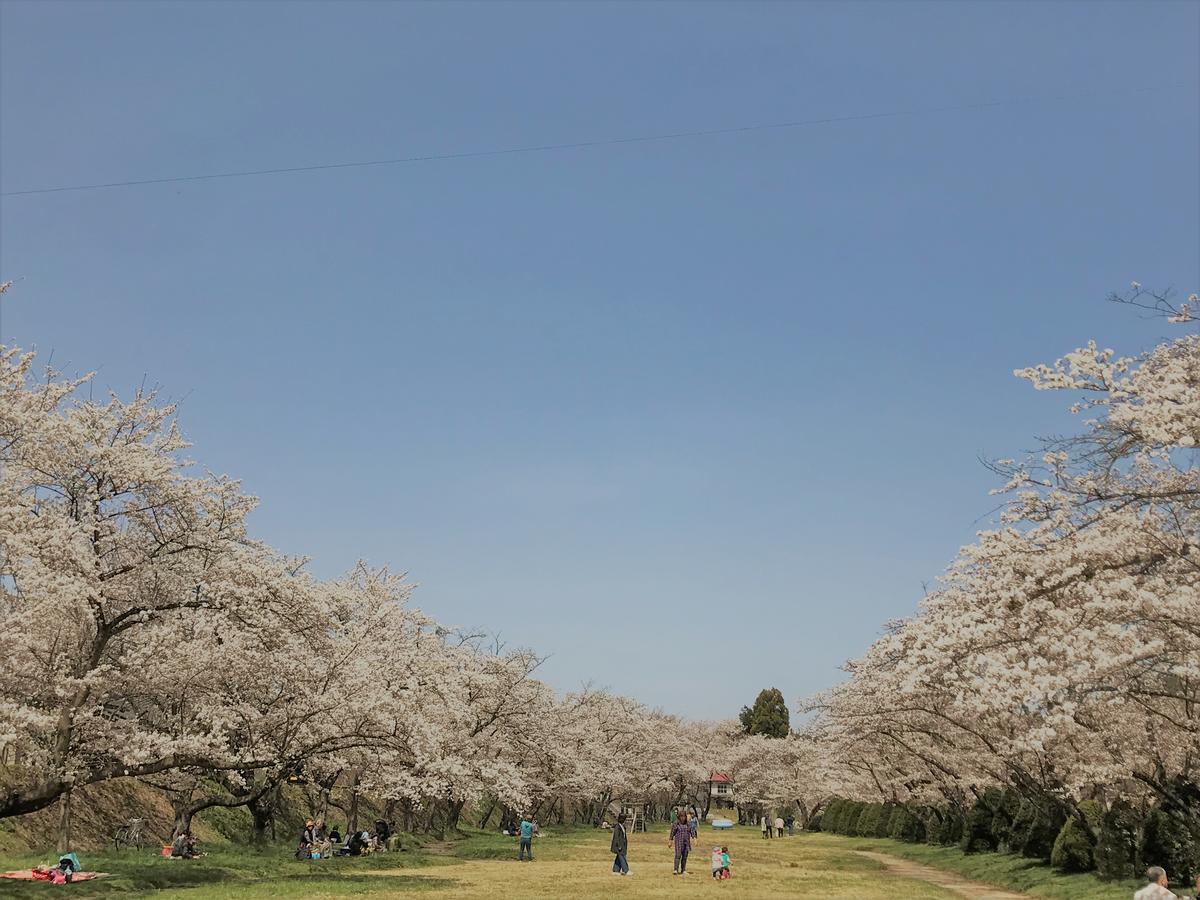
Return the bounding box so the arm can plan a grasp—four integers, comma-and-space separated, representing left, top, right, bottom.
347, 829, 366, 857
296, 819, 316, 860
1135, 866, 1176, 899
329, 825, 342, 844
375, 819, 390, 846
313, 819, 332, 858
171, 831, 198, 859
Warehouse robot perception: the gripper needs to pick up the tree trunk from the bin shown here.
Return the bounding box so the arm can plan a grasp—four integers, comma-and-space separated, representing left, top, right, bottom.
478, 798, 497, 829
172, 805, 194, 839
346, 771, 360, 835
248, 787, 279, 848
446, 798, 465, 832
596, 791, 612, 827
56, 789, 73, 853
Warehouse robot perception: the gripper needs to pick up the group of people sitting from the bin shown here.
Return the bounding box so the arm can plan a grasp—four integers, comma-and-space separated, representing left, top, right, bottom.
296, 818, 393, 860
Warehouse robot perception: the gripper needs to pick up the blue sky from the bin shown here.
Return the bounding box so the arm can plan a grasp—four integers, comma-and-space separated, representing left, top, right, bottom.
1, 0, 1197, 719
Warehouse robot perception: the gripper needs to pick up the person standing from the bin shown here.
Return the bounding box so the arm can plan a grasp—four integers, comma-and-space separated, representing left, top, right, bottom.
518, 815, 534, 861
775, 815, 784, 838
760, 814, 769, 839
669, 809, 692, 875
611, 813, 630, 876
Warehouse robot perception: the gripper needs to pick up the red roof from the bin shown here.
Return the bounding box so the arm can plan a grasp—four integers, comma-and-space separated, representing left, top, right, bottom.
709, 772, 732, 783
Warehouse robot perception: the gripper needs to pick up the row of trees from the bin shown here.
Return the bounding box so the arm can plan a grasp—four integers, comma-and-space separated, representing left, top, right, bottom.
0, 330, 722, 840
801, 288, 1200, 881
0, 283, 833, 847
6, 279, 1195, 880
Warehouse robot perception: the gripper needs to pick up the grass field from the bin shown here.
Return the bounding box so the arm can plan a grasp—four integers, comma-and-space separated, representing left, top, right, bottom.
0, 825, 1147, 898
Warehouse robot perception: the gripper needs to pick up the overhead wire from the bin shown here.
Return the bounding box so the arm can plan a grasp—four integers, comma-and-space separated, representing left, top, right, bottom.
0, 82, 1188, 197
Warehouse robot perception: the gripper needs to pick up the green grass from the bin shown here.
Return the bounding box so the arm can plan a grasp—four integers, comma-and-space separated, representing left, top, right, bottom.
0, 842, 449, 898
842, 834, 1143, 899
0, 823, 1154, 898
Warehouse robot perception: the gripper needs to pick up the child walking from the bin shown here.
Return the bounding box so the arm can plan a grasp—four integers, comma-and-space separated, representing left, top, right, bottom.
711, 845, 731, 879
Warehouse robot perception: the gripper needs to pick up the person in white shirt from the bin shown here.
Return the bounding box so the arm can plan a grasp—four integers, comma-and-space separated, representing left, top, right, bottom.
1134, 866, 1176, 899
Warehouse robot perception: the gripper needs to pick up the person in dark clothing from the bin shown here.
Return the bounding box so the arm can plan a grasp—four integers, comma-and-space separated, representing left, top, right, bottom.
171, 831, 199, 859
295, 819, 315, 860
611, 813, 630, 876
347, 830, 366, 856
375, 820, 390, 846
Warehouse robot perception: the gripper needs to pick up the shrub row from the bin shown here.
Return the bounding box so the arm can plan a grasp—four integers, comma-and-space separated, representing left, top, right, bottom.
816, 787, 1200, 883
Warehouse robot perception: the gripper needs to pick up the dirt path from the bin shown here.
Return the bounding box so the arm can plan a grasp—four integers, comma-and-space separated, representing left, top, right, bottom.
855, 851, 1029, 900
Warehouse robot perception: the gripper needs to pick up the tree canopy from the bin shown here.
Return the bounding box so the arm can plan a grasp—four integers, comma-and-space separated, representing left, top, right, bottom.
739, 688, 791, 738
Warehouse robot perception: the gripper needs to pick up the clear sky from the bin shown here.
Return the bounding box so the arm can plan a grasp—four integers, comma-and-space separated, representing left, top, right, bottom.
1, 0, 1197, 719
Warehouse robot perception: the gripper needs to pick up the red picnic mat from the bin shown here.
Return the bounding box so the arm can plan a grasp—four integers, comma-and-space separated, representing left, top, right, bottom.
0, 870, 108, 881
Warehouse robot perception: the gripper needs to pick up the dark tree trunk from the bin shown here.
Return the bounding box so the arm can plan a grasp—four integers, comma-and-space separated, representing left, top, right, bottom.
446, 798, 465, 832
248, 786, 279, 848
346, 771, 360, 835
478, 798, 497, 829
56, 790, 73, 853
171, 804, 194, 839
593, 791, 611, 827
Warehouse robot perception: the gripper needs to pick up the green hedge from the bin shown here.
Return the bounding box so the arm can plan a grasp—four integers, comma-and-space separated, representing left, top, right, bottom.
1051, 801, 1102, 873
815, 788, 1200, 884
1095, 799, 1141, 881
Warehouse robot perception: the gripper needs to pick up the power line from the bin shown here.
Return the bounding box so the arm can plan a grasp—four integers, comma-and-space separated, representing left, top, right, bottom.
0, 82, 1187, 198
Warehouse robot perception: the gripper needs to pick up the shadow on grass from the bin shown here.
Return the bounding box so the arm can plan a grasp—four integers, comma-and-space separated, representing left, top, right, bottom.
0, 847, 450, 898
0, 869, 458, 898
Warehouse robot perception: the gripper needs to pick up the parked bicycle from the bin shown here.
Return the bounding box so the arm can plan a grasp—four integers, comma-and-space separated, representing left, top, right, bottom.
113, 818, 146, 850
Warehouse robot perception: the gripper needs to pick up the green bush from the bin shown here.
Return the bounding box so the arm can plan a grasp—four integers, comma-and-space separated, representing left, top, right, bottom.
1051, 801, 1102, 873
807, 813, 823, 832
842, 802, 866, 836
855, 803, 884, 837
1095, 799, 1142, 881
961, 789, 1002, 854
821, 799, 845, 834
930, 808, 964, 846
875, 803, 897, 838
888, 805, 927, 843
1142, 806, 1200, 887
991, 788, 1023, 853
1011, 797, 1066, 860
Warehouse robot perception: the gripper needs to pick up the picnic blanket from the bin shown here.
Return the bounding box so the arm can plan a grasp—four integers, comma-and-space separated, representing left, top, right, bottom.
0, 869, 108, 881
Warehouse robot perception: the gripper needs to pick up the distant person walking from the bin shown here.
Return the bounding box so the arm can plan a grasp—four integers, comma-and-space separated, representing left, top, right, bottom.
611, 813, 630, 876
669, 810, 692, 875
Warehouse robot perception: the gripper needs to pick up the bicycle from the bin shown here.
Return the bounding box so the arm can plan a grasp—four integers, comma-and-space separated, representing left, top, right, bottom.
113, 818, 146, 851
